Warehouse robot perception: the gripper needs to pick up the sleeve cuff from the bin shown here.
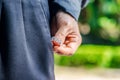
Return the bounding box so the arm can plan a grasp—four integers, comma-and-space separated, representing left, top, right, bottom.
54, 0, 82, 21
50, 0, 89, 21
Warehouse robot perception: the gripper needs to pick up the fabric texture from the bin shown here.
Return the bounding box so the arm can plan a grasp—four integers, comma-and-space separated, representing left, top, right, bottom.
49, 0, 89, 20
0, 0, 54, 80
0, 0, 88, 80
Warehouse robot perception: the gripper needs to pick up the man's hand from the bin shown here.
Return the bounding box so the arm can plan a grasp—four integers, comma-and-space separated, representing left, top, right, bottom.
51, 11, 82, 55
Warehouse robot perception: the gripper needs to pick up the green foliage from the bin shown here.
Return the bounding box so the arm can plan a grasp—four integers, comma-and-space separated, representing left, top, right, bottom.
79, 0, 120, 43
54, 45, 120, 68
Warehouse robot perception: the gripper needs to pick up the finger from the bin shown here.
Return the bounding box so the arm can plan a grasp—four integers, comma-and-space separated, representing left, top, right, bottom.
54, 35, 82, 55
51, 37, 61, 46
64, 38, 77, 44
54, 26, 70, 45
52, 35, 77, 46
54, 44, 78, 55
67, 34, 76, 38
64, 34, 80, 44
54, 45, 74, 56
67, 37, 78, 42
64, 40, 70, 44
67, 36, 82, 51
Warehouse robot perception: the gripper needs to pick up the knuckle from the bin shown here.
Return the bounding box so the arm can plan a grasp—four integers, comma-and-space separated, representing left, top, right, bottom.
63, 21, 69, 26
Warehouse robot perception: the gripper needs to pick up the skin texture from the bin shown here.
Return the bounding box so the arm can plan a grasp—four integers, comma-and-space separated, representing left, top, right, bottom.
51, 11, 82, 56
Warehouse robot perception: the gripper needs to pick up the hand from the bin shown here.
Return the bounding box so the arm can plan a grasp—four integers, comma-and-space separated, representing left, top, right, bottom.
51, 11, 82, 56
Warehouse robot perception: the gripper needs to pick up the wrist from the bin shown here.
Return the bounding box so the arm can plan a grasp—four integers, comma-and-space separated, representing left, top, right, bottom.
56, 11, 76, 21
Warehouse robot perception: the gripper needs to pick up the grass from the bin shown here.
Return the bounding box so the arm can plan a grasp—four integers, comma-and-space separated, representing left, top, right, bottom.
54, 44, 120, 68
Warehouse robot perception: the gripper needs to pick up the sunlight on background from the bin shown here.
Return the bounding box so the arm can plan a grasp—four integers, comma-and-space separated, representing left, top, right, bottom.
54, 0, 120, 80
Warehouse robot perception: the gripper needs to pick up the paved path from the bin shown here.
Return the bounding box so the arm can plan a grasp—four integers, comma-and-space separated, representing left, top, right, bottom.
55, 66, 120, 80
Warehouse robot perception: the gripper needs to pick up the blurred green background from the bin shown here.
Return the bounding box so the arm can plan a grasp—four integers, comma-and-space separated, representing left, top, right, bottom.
54, 0, 120, 68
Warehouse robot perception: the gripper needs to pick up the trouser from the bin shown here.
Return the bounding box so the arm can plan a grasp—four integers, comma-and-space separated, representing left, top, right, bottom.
0, 0, 54, 80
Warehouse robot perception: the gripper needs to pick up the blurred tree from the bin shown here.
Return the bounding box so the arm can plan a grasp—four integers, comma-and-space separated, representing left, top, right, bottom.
79, 0, 120, 45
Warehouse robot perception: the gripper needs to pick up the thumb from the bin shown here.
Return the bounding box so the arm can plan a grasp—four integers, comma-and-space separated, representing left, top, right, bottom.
52, 26, 69, 46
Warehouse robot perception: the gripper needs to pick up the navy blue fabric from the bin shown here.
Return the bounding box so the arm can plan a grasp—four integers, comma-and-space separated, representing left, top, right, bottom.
0, 0, 88, 80
0, 0, 54, 80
